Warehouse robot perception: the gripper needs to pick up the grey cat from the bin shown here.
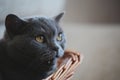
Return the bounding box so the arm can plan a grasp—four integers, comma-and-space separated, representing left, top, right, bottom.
0, 13, 66, 80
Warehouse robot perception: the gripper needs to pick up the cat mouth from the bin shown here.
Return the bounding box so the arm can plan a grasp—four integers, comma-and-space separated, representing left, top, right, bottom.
43, 51, 58, 65
47, 58, 56, 65
47, 54, 57, 65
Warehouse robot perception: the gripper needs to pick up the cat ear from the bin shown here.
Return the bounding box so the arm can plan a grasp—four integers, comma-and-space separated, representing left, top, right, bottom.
5, 14, 26, 38
54, 12, 64, 22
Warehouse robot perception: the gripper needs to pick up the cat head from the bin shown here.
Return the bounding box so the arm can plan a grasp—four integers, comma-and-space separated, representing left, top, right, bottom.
5, 13, 66, 69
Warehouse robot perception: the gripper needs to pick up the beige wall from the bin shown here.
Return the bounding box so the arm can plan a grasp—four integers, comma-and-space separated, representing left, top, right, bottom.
0, 0, 65, 23
63, 24, 120, 80
0, 0, 120, 24
65, 0, 120, 23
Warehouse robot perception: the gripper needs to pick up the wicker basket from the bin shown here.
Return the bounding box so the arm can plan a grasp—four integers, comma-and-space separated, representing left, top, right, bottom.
44, 50, 83, 80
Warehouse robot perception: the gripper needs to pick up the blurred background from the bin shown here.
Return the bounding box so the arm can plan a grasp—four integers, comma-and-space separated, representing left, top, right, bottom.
0, 0, 120, 80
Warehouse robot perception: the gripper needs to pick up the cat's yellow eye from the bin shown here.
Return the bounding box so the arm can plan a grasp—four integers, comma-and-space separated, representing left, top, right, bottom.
57, 33, 62, 41
35, 35, 44, 43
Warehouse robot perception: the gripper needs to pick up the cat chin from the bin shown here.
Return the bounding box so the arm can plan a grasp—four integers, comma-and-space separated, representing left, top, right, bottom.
40, 60, 57, 79
46, 63, 57, 76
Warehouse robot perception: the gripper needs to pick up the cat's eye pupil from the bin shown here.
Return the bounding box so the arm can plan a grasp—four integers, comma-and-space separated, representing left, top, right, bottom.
57, 33, 62, 41
36, 36, 44, 43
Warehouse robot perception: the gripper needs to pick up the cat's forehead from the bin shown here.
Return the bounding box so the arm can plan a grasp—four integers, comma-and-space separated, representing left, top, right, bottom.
24, 17, 62, 35
26, 17, 53, 24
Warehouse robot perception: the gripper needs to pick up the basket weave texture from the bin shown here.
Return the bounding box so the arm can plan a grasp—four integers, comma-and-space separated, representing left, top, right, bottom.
44, 50, 82, 80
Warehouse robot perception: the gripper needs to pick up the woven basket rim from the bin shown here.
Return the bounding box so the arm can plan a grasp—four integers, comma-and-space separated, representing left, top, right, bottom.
44, 50, 82, 80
